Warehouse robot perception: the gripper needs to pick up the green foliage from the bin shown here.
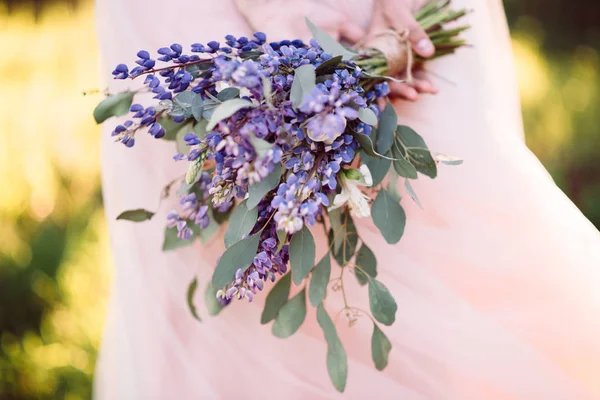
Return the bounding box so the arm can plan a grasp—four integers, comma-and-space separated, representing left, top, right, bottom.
224, 200, 258, 248
205, 283, 225, 316
368, 279, 398, 326
376, 102, 398, 154
309, 255, 331, 306
247, 163, 282, 209
371, 324, 392, 371
186, 277, 201, 322
396, 126, 437, 179
355, 243, 377, 285
371, 190, 406, 244
206, 98, 255, 130
211, 234, 260, 287
306, 18, 356, 60
358, 107, 378, 126
93, 91, 134, 123
162, 224, 200, 251
272, 288, 307, 338
289, 225, 316, 285
116, 208, 155, 222
316, 304, 348, 392
290, 64, 317, 109
261, 273, 291, 324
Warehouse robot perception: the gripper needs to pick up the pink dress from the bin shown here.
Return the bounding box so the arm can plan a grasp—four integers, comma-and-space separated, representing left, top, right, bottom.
94, 0, 600, 398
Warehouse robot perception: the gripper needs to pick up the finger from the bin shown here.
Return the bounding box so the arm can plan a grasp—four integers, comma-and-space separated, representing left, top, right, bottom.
387, 9, 435, 59
366, 0, 387, 38
388, 82, 419, 102
338, 20, 368, 44
412, 70, 438, 93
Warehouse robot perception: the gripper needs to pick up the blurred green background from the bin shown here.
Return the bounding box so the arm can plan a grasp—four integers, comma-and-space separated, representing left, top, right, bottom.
0, 0, 598, 398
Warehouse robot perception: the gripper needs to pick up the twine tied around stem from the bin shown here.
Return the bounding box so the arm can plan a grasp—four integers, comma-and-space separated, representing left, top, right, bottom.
357, 29, 414, 83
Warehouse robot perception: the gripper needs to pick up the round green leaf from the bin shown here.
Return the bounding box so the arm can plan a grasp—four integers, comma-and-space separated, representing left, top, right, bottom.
247, 163, 282, 210
272, 288, 307, 338
289, 225, 316, 285
93, 91, 134, 124
206, 99, 255, 131
116, 208, 155, 222
376, 102, 398, 154
368, 279, 398, 326
217, 87, 240, 101
260, 273, 291, 324
371, 323, 392, 371
362, 151, 392, 187
205, 283, 225, 316
309, 255, 331, 307
371, 189, 406, 244
358, 107, 378, 126
211, 234, 260, 287
224, 200, 259, 248
290, 64, 316, 109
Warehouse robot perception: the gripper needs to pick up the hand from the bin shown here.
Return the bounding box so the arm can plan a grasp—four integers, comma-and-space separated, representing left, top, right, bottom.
234, 0, 366, 43
368, 0, 438, 101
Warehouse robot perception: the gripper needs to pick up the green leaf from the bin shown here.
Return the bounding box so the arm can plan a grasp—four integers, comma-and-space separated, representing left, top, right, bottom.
290, 64, 317, 109
162, 224, 200, 251
371, 189, 406, 244
194, 119, 208, 140
249, 134, 273, 157
377, 102, 398, 154
289, 225, 316, 285
199, 219, 218, 244
247, 163, 282, 210
217, 87, 240, 101
206, 98, 255, 131
224, 200, 259, 248
371, 324, 392, 371
116, 208, 155, 222
361, 151, 391, 187
276, 230, 287, 254
333, 212, 358, 267
262, 76, 273, 107
306, 18, 356, 61
211, 234, 260, 287
261, 273, 291, 324
158, 116, 183, 141
316, 304, 348, 392
391, 142, 418, 179
368, 279, 397, 326
404, 179, 423, 209
205, 283, 225, 316
396, 126, 437, 179
93, 91, 134, 124
355, 243, 377, 285
387, 169, 402, 202
434, 152, 463, 166
186, 277, 201, 322
315, 55, 344, 75
175, 123, 193, 155
272, 288, 307, 338
173, 91, 204, 121
350, 130, 394, 160
327, 207, 344, 254
309, 254, 331, 307
211, 204, 233, 225
358, 107, 378, 126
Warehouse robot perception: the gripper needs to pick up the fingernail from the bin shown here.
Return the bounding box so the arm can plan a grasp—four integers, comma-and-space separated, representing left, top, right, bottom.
407, 88, 418, 101
416, 39, 434, 57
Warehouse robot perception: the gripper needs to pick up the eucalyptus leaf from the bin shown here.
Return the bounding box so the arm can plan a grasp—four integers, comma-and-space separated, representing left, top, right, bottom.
262, 76, 273, 107
315, 55, 344, 75
217, 87, 240, 101
247, 163, 282, 209
387, 169, 402, 202
175, 123, 193, 155
93, 91, 134, 124
306, 18, 356, 61
290, 64, 316, 109
404, 179, 423, 209
368, 279, 398, 326
358, 107, 378, 126
206, 99, 255, 131
289, 225, 316, 285
186, 277, 201, 322
371, 324, 392, 370
194, 119, 208, 140
272, 288, 307, 338
159, 116, 183, 141
211, 234, 260, 287
116, 208, 155, 222
328, 207, 344, 254
199, 219, 218, 244
205, 283, 225, 316
162, 224, 200, 251
361, 151, 391, 187
261, 273, 291, 324
396, 125, 437, 178
377, 102, 398, 154
309, 254, 331, 307
211, 204, 233, 225
350, 130, 395, 160
371, 190, 406, 244
333, 212, 358, 267
173, 91, 204, 121
434, 152, 464, 166
316, 304, 348, 392
276, 230, 287, 254
224, 200, 259, 248
355, 243, 377, 285
392, 142, 418, 179
249, 135, 273, 157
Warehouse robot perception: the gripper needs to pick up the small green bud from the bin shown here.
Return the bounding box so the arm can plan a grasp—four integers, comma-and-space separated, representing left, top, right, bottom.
344, 168, 362, 180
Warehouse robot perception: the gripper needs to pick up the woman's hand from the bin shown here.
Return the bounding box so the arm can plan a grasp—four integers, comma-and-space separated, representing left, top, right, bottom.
368, 0, 438, 101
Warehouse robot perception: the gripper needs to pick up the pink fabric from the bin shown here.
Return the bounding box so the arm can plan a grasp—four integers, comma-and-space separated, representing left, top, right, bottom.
94, 0, 600, 398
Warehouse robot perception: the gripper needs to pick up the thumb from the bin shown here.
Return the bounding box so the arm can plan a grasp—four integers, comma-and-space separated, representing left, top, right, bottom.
402, 12, 435, 58
338, 20, 367, 44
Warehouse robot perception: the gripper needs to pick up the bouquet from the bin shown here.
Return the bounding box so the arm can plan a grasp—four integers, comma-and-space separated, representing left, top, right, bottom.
94, 0, 469, 391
